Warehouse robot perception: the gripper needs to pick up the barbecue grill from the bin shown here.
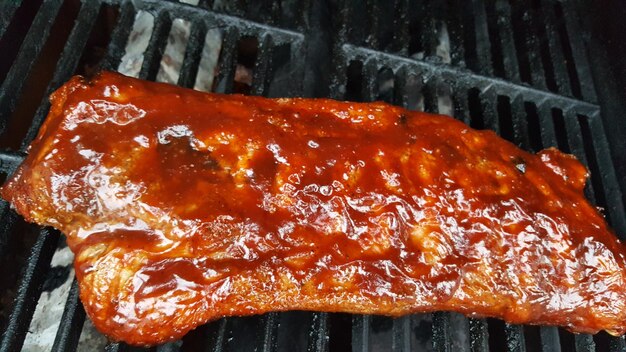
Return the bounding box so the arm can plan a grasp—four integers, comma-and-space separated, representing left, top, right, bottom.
1, 0, 625, 351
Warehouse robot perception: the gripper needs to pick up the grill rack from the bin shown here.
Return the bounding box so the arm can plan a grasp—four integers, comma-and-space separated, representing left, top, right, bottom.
0, 0, 625, 351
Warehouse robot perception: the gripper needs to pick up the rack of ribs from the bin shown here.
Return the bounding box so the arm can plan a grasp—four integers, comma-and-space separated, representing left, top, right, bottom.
2, 72, 625, 345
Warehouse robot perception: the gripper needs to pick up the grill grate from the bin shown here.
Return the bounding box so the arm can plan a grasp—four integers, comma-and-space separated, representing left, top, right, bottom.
1, 0, 625, 351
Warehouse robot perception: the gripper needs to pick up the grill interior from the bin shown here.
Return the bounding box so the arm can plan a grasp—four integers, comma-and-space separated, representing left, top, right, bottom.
1, 0, 625, 351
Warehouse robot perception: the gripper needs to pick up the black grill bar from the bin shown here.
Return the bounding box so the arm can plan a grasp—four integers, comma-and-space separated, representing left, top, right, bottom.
100, 1, 137, 72
177, 19, 207, 88
51, 280, 86, 352
0, 228, 60, 352
559, 2, 597, 103
469, 318, 489, 352
390, 0, 408, 55
306, 312, 329, 352
391, 316, 411, 352
538, 1, 573, 97
609, 336, 626, 351
581, 115, 626, 236
351, 314, 370, 352
433, 312, 453, 352
155, 341, 182, 352
138, 10, 173, 81
0, 0, 63, 136
418, 0, 438, 58
512, 2, 549, 91
488, 0, 520, 83
504, 324, 527, 352
539, 326, 561, 352
20, 0, 102, 150
575, 334, 596, 352
251, 34, 274, 96
364, 0, 380, 50
444, 0, 466, 67
0, 0, 23, 39
339, 45, 600, 117
470, 0, 494, 77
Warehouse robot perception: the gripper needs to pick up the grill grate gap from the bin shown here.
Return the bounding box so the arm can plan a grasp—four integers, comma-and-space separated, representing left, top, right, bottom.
0, 0, 43, 82
155, 17, 193, 85
496, 95, 516, 143
523, 102, 543, 152
553, 3, 582, 100
487, 318, 507, 351
558, 328, 576, 352
577, 115, 612, 228
550, 108, 570, 153
329, 313, 352, 351
484, 0, 506, 79
344, 60, 364, 102
20, 0, 104, 150
467, 88, 484, 130
2, 0, 81, 150
530, 0, 558, 93
118, 10, 155, 77
232, 36, 259, 95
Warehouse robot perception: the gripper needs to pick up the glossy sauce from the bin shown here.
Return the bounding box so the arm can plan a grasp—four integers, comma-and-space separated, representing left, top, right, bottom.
2, 72, 626, 345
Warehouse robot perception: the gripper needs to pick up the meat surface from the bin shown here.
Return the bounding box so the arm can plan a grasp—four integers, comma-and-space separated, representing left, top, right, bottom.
2, 72, 626, 345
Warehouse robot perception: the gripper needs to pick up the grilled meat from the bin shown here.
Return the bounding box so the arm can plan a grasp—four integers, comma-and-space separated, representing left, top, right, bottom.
2, 72, 626, 345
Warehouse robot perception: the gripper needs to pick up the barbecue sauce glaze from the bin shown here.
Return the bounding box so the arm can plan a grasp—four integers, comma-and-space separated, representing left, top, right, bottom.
2, 72, 626, 345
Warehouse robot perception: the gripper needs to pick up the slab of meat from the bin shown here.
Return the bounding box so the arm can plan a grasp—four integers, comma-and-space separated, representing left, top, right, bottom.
2, 72, 626, 345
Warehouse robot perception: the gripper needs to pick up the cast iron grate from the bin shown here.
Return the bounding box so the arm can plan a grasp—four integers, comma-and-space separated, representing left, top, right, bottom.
0, 0, 625, 351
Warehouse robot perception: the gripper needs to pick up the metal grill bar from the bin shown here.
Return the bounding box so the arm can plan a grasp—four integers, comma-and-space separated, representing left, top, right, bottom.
0, 0, 23, 39
155, 341, 182, 352
51, 280, 86, 352
251, 34, 274, 96
433, 312, 453, 352
390, 0, 408, 55
512, 2, 548, 90
538, 1, 573, 97
539, 326, 561, 352
20, 0, 102, 150
609, 336, 625, 351
351, 315, 370, 352
505, 324, 527, 352
418, 0, 438, 58
391, 317, 411, 352
0, 228, 60, 352
469, 0, 493, 76
138, 10, 172, 81
177, 19, 207, 88
559, 2, 597, 103
489, 0, 520, 82
364, 0, 380, 50
445, 0, 466, 67
582, 117, 626, 236
0, 0, 63, 135
340, 45, 600, 116
469, 318, 489, 352
574, 334, 596, 352
307, 312, 329, 352
100, 1, 136, 71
